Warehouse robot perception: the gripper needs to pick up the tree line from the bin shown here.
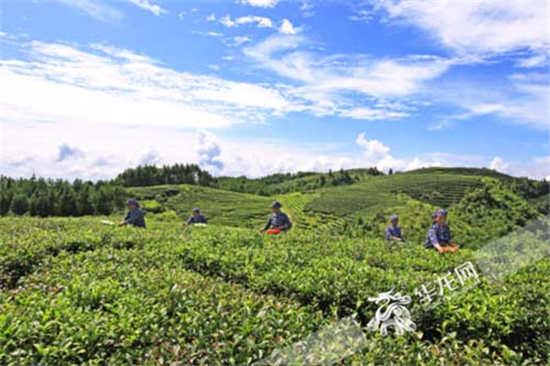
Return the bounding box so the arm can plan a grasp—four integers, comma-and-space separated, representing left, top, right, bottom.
0, 164, 216, 217
217, 168, 384, 196
114, 164, 216, 187
2, 163, 547, 217
0, 177, 125, 217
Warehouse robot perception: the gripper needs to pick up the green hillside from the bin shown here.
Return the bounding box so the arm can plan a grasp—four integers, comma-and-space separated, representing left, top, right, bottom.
404, 167, 514, 179
217, 168, 383, 195
127, 184, 273, 228
305, 172, 485, 216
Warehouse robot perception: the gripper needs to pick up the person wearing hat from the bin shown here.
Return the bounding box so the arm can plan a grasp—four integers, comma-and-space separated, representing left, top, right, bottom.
385, 214, 404, 242
262, 201, 292, 235
424, 209, 458, 253
119, 198, 146, 228
186, 207, 208, 225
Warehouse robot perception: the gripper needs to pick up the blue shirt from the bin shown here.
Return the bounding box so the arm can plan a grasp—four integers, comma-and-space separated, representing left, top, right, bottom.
124, 208, 146, 228
425, 223, 451, 248
264, 211, 292, 231
187, 214, 207, 225
385, 225, 402, 240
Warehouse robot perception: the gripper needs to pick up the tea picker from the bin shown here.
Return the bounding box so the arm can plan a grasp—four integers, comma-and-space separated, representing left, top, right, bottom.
186, 207, 208, 225
385, 214, 405, 243
119, 198, 146, 228
425, 209, 459, 253
261, 201, 292, 235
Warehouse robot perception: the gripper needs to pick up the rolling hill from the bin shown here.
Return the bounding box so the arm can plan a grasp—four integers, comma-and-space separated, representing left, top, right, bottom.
126, 184, 273, 228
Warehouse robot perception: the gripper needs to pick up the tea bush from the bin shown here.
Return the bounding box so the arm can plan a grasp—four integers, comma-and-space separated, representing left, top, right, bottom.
0, 208, 547, 364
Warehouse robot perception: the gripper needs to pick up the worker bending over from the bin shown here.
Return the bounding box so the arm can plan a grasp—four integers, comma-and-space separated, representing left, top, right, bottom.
425, 209, 459, 253
119, 198, 146, 228
262, 201, 292, 235
187, 207, 208, 225
385, 214, 404, 242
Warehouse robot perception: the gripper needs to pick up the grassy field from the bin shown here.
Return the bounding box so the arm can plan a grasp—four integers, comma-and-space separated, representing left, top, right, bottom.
1, 171, 548, 365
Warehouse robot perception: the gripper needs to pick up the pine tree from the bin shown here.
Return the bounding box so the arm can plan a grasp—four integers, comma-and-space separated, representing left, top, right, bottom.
10, 194, 29, 215
77, 186, 95, 216
94, 187, 114, 215
0, 190, 12, 215
29, 194, 39, 216
59, 187, 78, 216
35, 193, 52, 217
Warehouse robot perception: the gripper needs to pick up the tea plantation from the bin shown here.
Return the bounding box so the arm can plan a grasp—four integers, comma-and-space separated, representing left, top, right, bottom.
1, 171, 548, 365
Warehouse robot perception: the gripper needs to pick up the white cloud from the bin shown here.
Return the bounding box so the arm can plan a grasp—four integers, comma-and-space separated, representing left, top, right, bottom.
139, 149, 161, 166
220, 15, 273, 29
0, 39, 295, 133
356, 133, 391, 161
53, 0, 124, 22
245, 35, 450, 93
433, 72, 550, 129
370, 0, 549, 58
341, 107, 409, 120
57, 144, 85, 162
53, 0, 166, 20
488, 156, 550, 179
244, 34, 450, 119
349, 9, 374, 22
516, 54, 549, 68
489, 156, 510, 173
240, 0, 279, 8
233, 36, 252, 46
355, 133, 453, 172
300, 1, 315, 17
196, 131, 224, 173
2, 120, 546, 180
126, 0, 166, 16
279, 19, 298, 35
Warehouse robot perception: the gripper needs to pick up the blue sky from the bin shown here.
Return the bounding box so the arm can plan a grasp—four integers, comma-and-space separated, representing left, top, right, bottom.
0, 0, 548, 180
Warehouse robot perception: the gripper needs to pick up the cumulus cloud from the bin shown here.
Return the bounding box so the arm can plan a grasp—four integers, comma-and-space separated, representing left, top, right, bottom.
279, 19, 298, 35
196, 131, 224, 173
1, 120, 546, 180
489, 157, 510, 173
138, 149, 161, 166
56, 144, 85, 162
355, 133, 447, 171
355, 133, 390, 162
219, 15, 273, 28
482, 155, 550, 180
